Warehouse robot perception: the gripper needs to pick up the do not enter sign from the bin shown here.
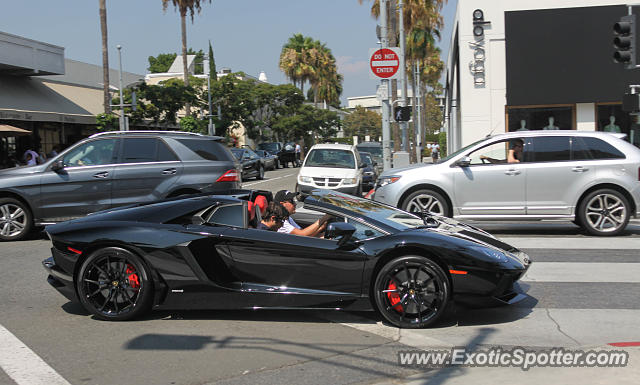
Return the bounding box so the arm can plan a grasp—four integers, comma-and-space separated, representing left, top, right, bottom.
370, 48, 400, 79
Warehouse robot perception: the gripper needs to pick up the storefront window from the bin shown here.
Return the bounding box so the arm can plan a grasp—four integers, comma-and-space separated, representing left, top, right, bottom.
507, 106, 574, 132
596, 104, 640, 148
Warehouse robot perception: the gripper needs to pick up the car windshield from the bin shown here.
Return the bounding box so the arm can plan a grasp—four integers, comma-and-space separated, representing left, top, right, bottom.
359, 153, 373, 165
257, 143, 280, 152
230, 148, 243, 159
357, 145, 382, 157
255, 150, 266, 157
437, 138, 487, 163
305, 149, 355, 168
310, 191, 424, 230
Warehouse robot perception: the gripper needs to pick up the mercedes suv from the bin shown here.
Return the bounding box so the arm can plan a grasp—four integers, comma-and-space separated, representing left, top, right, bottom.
373, 131, 640, 236
0, 131, 240, 241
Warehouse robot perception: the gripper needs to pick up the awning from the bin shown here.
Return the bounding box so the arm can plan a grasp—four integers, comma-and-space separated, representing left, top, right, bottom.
0, 124, 31, 137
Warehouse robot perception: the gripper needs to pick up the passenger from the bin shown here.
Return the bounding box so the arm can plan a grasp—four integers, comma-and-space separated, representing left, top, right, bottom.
257, 201, 288, 231
274, 190, 331, 237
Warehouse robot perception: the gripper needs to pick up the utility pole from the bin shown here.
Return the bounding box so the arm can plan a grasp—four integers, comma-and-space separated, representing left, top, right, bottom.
204, 57, 214, 136
117, 45, 126, 131
380, 0, 392, 171
398, 0, 409, 152
415, 62, 422, 162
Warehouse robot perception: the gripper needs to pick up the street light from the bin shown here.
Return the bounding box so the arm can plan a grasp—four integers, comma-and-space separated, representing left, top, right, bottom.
116, 45, 127, 131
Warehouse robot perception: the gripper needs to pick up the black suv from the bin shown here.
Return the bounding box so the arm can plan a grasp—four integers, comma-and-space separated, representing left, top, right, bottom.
257, 141, 298, 168
0, 131, 240, 241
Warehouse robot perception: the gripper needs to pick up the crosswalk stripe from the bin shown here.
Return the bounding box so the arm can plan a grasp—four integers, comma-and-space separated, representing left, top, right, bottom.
0, 324, 71, 385
498, 237, 640, 250
523, 262, 640, 283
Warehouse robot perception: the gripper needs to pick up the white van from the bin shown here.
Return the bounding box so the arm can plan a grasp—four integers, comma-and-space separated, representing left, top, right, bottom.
296, 143, 365, 196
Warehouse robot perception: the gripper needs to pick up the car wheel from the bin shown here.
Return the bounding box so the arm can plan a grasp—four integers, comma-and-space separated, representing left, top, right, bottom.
0, 198, 33, 241
402, 189, 449, 217
76, 247, 154, 321
373, 255, 450, 328
578, 189, 630, 236
275, 159, 280, 169
257, 165, 264, 180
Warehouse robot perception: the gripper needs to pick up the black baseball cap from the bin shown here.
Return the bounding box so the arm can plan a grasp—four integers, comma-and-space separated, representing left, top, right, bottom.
274, 190, 297, 204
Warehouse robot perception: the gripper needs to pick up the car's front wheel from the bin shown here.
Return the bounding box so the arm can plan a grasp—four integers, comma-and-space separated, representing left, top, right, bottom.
256, 165, 265, 180
402, 189, 449, 217
0, 198, 33, 241
373, 255, 450, 328
76, 247, 154, 321
578, 189, 630, 236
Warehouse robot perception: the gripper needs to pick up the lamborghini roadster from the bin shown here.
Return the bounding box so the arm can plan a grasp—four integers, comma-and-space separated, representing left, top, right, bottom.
43, 189, 531, 328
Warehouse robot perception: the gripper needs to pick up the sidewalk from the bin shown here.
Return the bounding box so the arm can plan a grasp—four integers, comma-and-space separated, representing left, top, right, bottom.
372, 345, 640, 385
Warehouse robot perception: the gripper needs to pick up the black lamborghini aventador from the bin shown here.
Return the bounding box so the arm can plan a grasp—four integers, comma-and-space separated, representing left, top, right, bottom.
43, 189, 532, 328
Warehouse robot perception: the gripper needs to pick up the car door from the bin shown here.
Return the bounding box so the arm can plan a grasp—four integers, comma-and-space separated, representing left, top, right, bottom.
224, 227, 366, 306
37, 138, 119, 221
452, 138, 527, 217
525, 136, 598, 216
244, 148, 261, 178
111, 137, 183, 208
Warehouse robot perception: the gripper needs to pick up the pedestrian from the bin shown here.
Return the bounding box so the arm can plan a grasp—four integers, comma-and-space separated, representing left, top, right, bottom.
294, 142, 301, 166
431, 145, 439, 163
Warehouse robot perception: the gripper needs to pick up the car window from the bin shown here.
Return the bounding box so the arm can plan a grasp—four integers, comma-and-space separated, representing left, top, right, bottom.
158, 139, 179, 161
305, 149, 355, 168
177, 138, 233, 161
207, 204, 244, 228
468, 140, 511, 165
359, 153, 374, 165
346, 218, 385, 241
121, 138, 158, 163
247, 149, 259, 159
576, 137, 625, 160
531, 136, 571, 162
63, 139, 118, 167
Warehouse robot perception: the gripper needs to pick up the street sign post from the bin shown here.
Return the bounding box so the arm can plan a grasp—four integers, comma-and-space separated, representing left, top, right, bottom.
369, 48, 400, 80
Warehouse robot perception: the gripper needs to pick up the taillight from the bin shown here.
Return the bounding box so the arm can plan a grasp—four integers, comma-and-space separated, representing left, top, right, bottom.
216, 169, 239, 182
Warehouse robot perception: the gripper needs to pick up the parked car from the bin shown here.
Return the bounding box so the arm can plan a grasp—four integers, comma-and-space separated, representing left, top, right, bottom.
359, 151, 379, 192
230, 147, 265, 180
356, 141, 384, 174
256, 142, 297, 168
0, 131, 240, 241
255, 149, 278, 171
42, 189, 531, 328
373, 131, 640, 236
296, 143, 365, 196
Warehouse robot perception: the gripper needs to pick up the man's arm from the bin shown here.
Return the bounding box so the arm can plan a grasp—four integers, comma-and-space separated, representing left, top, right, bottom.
289, 220, 324, 236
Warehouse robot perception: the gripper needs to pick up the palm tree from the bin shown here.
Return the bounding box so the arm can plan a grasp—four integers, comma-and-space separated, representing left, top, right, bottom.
279, 34, 315, 94
162, 0, 212, 117
99, 0, 110, 114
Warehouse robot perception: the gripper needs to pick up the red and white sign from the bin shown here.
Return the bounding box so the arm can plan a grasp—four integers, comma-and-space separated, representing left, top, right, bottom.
369, 48, 400, 80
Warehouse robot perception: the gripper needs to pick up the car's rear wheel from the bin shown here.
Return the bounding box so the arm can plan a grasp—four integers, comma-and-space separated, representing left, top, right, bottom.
76, 247, 154, 321
257, 165, 264, 180
578, 189, 630, 236
0, 198, 33, 241
373, 255, 450, 328
402, 189, 449, 217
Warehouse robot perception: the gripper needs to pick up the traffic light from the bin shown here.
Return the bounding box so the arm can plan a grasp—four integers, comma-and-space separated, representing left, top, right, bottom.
394, 106, 411, 122
613, 14, 636, 69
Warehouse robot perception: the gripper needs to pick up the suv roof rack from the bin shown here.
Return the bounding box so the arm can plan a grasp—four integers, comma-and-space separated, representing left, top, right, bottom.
89, 131, 223, 141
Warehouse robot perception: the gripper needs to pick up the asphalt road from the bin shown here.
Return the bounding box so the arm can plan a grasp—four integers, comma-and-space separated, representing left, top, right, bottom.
1, 167, 639, 385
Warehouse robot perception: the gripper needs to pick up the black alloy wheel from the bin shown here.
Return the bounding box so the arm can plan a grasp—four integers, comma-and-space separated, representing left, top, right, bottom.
76, 247, 153, 321
402, 189, 450, 217
257, 165, 264, 180
578, 188, 630, 236
0, 198, 33, 241
373, 255, 450, 328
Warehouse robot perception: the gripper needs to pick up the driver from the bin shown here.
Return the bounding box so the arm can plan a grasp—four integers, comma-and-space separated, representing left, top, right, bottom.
274, 190, 331, 237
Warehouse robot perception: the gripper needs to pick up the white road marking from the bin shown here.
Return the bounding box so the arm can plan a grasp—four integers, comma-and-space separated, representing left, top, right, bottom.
499, 237, 640, 250
0, 324, 71, 385
242, 173, 297, 187
523, 262, 640, 283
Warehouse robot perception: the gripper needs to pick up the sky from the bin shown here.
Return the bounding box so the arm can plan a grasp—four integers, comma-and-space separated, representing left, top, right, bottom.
1, 0, 457, 105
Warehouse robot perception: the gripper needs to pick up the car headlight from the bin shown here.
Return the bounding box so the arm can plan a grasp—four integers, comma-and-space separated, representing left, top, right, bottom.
377, 175, 401, 187
468, 246, 509, 263
299, 176, 313, 183
343, 178, 357, 185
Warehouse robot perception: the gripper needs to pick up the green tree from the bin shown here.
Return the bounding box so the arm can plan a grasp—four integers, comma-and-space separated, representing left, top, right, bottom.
272, 104, 340, 143
96, 113, 118, 131
342, 106, 382, 141
147, 53, 177, 73
279, 34, 316, 94
208, 40, 217, 80
162, 0, 212, 116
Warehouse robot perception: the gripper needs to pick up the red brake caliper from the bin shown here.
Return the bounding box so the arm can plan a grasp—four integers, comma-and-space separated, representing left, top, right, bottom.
126, 264, 140, 289
387, 281, 403, 311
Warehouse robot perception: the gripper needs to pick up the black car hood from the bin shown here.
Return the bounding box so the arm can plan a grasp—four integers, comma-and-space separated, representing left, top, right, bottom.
407, 215, 518, 252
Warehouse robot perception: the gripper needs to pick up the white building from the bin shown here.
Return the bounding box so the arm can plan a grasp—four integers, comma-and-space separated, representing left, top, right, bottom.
444, 0, 640, 153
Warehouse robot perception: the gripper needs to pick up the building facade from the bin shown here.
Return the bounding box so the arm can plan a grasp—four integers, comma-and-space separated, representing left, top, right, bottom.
444, 0, 640, 153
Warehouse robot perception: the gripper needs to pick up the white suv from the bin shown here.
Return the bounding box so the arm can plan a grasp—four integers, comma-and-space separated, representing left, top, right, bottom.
296, 144, 364, 196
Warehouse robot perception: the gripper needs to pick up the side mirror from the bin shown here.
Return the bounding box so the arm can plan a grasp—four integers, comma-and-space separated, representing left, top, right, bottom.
456, 156, 472, 167
51, 160, 65, 172
325, 221, 356, 247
